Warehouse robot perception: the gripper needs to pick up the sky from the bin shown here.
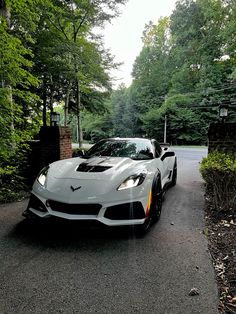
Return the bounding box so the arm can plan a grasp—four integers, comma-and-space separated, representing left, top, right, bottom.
103, 0, 177, 88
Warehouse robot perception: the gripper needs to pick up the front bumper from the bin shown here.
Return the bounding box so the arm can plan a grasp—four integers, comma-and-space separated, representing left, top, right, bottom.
24, 192, 148, 226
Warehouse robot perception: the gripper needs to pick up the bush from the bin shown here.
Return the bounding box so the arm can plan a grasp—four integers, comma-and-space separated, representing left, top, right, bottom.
72, 147, 89, 157
200, 152, 236, 212
0, 165, 28, 203
90, 129, 107, 143
0, 143, 30, 203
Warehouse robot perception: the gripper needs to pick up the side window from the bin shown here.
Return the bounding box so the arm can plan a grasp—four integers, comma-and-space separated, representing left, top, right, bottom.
153, 141, 162, 158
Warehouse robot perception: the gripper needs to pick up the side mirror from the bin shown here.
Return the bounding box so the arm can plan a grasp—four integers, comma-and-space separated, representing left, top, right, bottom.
161, 151, 175, 161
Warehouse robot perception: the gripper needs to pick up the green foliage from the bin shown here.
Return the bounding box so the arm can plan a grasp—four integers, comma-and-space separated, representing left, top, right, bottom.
32, 0, 126, 129
109, 0, 236, 144
132, 17, 172, 109
72, 147, 88, 157
0, 1, 41, 203
201, 151, 236, 174
0, 142, 31, 203
0, 11, 39, 90
0, 0, 127, 203
82, 103, 114, 142
140, 93, 204, 143
200, 152, 236, 211
0, 187, 27, 204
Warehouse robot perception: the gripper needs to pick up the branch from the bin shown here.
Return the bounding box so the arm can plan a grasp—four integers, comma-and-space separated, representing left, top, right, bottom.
74, 7, 90, 39
47, 15, 69, 41
57, 18, 69, 41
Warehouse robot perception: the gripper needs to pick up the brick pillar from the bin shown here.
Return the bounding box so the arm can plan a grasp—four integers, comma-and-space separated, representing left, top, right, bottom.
59, 127, 73, 159
208, 123, 236, 154
39, 126, 72, 167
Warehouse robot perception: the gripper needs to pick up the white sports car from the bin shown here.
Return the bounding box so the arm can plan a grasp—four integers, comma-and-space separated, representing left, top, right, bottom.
23, 138, 177, 231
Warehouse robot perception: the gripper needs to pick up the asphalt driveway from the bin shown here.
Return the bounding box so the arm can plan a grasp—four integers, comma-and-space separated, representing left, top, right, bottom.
0, 147, 218, 314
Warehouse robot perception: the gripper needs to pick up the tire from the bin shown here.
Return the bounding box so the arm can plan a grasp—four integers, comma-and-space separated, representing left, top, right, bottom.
150, 176, 162, 222
138, 215, 152, 233
171, 159, 177, 186
137, 173, 162, 234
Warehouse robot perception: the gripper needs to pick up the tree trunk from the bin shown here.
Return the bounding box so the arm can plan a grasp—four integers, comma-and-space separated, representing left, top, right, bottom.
8, 86, 16, 148
49, 74, 54, 115
42, 78, 47, 126
1, 1, 14, 145
49, 92, 54, 115
0, 0, 5, 88
76, 77, 83, 147
0, 0, 10, 26
64, 83, 71, 126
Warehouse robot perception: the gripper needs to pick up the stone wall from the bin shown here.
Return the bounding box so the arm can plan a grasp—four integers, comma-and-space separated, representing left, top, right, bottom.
208, 123, 236, 153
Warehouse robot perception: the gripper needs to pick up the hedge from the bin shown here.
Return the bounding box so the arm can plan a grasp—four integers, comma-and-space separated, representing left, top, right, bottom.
200, 152, 236, 212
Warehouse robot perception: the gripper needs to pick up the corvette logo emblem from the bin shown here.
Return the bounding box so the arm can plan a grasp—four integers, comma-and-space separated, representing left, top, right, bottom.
70, 185, 82, 192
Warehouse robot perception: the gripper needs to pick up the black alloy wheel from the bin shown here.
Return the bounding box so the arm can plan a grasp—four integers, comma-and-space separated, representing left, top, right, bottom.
138, 175, 162, 233
150, 177, 162, 222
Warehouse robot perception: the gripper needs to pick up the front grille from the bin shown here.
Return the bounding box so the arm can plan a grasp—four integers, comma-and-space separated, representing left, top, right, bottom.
104, 202, 145, 220
48, 200, 102, 215
28, 194, 47, 212
77, 163, 111, 172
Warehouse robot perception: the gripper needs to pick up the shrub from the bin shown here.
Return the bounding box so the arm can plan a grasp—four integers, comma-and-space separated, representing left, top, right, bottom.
200, 152, 236, 212
0, 165, 28, 203
72, 147, 89, 157
0, 143, 30, 203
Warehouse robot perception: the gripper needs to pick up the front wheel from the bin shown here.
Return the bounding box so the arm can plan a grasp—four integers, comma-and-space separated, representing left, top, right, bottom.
137, 175, 162, 234
150, 177, 162, 222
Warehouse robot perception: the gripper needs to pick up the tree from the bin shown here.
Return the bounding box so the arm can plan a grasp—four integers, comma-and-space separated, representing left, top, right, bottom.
121, 0, 236, 144
0, 0, 41, 201
132, 17, 172, 105
111, 85, 128, 136
82, 106, 114, 143
34, 0, 126, 147
0, 0, 39, 159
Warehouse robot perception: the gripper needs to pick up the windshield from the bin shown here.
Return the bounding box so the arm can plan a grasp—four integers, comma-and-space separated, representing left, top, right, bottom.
84, 139, 154, 160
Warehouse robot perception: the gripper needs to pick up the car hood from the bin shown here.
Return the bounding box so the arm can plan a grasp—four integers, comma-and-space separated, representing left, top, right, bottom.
49, 156, 148, 180
43, 157, 151, 200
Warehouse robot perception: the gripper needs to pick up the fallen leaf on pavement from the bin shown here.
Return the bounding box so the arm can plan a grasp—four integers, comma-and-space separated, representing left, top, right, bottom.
189, 288, 200, 296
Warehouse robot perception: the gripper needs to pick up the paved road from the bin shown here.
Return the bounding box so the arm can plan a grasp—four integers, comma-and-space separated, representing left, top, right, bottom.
0, 148, 218, 314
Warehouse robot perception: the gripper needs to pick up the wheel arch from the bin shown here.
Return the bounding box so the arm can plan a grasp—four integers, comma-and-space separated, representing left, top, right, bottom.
152, 168, 162, 190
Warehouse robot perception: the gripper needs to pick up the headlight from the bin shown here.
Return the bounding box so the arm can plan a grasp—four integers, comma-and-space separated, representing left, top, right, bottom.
37, 166, 49, 186
117, 173, 146, 190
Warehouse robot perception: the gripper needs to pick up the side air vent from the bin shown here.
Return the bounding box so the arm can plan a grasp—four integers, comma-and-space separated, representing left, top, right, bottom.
104, 202, 145, 220
77, 163, 111, 172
